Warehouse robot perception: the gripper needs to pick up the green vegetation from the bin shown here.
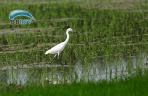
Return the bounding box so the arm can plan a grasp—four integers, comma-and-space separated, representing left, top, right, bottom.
0, 2, 147, 65
1, 70, 148, 96
0, 0, 148, 95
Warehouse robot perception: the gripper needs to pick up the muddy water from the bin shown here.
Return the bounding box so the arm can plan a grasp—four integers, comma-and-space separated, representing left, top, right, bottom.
0, 53, 147, 85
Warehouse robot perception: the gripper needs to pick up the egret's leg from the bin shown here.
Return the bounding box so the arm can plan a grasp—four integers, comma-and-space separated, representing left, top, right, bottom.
54, 54, 57, 58
57, 52, 60, 60
57, 52, 62, 64
49, 54, 57, 64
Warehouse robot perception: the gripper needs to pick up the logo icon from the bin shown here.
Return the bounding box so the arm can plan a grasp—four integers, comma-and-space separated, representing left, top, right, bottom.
9, 10, 35, 25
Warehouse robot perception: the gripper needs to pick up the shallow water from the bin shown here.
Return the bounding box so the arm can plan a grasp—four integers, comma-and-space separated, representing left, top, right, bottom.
0, 52, 147, 85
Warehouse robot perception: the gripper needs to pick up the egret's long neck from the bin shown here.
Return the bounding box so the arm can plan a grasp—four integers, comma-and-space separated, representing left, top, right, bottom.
64, 30, 69, 44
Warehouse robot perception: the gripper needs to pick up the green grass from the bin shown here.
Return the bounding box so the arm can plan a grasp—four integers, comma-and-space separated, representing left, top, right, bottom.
0, 70, 148, 96
0, 1, 148, 95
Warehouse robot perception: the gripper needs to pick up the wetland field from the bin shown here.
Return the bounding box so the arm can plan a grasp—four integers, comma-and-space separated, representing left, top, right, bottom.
0, 0, 148, 96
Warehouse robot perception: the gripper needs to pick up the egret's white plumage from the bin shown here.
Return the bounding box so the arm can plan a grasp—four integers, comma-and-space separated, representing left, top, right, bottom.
45, 42, 66, 54
45, 28, 73, 60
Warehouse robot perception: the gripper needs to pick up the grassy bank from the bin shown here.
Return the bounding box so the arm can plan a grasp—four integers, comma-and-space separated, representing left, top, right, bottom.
0, 70, 148, 96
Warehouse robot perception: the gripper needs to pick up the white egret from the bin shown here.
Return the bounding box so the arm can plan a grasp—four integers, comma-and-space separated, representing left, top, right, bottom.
45, 28, 73, 63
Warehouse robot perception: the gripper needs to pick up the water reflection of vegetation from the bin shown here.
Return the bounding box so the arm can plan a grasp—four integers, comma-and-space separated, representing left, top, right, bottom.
1, 70, 148, 96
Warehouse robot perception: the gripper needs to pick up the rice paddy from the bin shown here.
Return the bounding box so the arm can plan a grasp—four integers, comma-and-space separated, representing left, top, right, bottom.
0, 0, 148, 95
